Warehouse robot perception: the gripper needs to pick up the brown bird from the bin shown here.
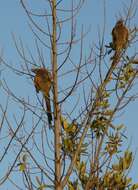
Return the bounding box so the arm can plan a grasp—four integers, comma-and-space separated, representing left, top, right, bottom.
32, 68, 52, 127
112, 19, 129, 55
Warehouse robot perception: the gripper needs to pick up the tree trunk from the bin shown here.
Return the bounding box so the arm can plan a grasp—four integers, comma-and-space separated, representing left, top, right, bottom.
52, 0, 62, 189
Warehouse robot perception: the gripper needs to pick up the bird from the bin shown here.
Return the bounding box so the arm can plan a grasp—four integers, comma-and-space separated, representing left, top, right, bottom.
32, 68, 52, 127
112, 19, 129, 59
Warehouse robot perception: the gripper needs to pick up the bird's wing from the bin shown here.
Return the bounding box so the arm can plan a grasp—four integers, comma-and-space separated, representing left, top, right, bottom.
34, 76, 41, 93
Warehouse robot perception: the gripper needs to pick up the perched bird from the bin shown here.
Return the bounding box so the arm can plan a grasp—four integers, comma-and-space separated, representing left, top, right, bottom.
32, 68, 52, 127
112, 19, 129, 58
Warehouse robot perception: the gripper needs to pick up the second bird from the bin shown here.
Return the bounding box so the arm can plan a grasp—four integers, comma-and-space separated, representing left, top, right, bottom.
112, 19, 129, 53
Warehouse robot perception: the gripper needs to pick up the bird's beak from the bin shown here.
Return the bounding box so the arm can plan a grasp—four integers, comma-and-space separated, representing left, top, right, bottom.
31, 68, 37, 73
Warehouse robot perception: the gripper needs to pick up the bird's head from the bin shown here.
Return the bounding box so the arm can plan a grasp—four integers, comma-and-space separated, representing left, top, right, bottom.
31, 68, 40, 74
31, 68, 47, 74
116, 19, 124, 26
31, 67, 53, 81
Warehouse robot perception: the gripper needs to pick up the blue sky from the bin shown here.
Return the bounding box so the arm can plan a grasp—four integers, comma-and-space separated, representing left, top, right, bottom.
0, 0, 138, 188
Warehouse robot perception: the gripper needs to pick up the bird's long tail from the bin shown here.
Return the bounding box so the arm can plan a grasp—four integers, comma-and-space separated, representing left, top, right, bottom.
112, 50, 121, 63
44, 94, 52, 127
